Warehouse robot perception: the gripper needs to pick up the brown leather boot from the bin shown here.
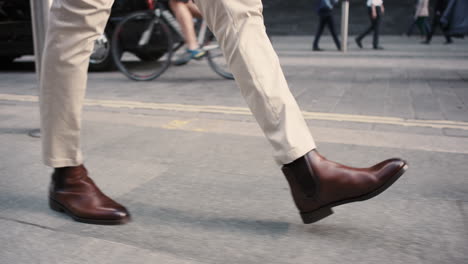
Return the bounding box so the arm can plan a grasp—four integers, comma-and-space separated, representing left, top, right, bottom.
282, 150, 408, 224
49, 165, 130, 225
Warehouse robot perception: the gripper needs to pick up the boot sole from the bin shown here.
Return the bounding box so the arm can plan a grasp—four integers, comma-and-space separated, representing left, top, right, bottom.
49, 198, 130, 225
300, 163, 408, 224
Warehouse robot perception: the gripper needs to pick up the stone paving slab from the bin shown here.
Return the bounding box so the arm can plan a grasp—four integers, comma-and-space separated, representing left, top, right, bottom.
1, 101, 468, 264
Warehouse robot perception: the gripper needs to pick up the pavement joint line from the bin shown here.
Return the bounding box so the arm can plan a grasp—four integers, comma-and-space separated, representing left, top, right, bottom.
2, 93, 468, 130
0, 215, 58, 232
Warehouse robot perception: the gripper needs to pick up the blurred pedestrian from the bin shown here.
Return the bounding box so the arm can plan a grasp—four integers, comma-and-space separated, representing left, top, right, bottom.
406, 0, 424, 37
355, 0, 385, 50
312, 0, 341, 51
40, 0, 407, 226
423, 0, 452, 44
414, 0, 431, 38
440, 0, 468, 38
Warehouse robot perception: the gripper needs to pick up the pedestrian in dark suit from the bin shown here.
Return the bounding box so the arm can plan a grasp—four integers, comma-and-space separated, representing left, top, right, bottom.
313, 0, 341, 51
355, 0, 385, 50
423, 0, 452, 44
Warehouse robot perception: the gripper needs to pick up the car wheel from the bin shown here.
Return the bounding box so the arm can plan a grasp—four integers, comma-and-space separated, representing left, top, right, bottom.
0, 56, 16, 65
89, 31, 115, 71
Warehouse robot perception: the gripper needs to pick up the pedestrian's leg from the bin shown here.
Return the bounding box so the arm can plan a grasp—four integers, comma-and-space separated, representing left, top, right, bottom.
425, 16, 438, 43
195, 0, 407, 225
363, 23, 374, 38
356, 7, 375, 47
445, 34, 453, 44
357, 24, 373, 42
313, 16, 327, 50
195, 0, 315, 164
423, 17, 431, 37
416, 17, 425, 36
442, 27, 453, 44
41, 0, 130, 225
327, 15, 341, 50
372, 7, 382, 48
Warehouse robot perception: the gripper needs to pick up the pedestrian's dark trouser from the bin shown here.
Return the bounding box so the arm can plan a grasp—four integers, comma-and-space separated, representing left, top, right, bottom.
416, 17, 431, 37
313, 12, 341, 50
426, 14, 452, 43
357, 6, 382, 48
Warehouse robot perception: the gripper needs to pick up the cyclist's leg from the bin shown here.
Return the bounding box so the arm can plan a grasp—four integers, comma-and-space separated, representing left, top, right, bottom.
40, 0, 114, 167
169, 0, 198, 50
186, 0, 202, 19
195, 0, 316, 165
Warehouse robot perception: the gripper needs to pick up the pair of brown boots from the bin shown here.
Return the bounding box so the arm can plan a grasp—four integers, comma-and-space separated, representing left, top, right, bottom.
49, 150, 407, 225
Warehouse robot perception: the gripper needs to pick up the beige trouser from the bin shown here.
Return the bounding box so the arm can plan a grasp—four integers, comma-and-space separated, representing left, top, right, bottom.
40, 0, 316, 168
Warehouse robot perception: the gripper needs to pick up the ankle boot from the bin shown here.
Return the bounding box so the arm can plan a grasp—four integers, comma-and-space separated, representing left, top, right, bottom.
49, 165, 130, 225
282, 150, 408, 224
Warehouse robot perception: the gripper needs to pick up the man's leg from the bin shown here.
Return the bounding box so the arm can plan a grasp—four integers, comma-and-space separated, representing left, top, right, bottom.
442, 26, 453, 44
195, 0, 315, 165
358, 23, 374, 41
372, 7, 382, 49
170, 0, 206, 65
424, 15, 439, 43
327, 15, 341, 50
416, 17, 425, 36
40, 0, 130, 225
313, 15, 327, 51
195, 0, 407, 224
423, 17, 431, 37
356, 7, 375, 48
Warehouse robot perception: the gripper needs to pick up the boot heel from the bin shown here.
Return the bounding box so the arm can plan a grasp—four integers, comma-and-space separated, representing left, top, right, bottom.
49, 198, 65, 213
300, 207, 334, 224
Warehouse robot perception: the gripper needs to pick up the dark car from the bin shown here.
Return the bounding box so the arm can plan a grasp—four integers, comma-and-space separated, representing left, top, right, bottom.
0, 0, 151, 70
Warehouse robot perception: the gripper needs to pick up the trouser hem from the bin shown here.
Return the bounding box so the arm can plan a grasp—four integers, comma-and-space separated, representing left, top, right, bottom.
43, 157, 83, 168
275, 141, 316, 166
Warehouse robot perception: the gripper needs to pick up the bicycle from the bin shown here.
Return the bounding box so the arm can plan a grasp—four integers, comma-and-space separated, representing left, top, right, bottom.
111, 0, 233, 81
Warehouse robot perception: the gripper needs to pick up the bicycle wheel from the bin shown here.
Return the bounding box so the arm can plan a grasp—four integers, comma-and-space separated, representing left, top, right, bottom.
112, 11, 173, 81
204, 31, 234, 80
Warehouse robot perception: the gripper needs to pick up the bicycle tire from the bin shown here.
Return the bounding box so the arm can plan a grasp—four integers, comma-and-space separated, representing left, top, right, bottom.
204, 31, 234, 80
207, 50, 234, 80
111, 11, 174, 81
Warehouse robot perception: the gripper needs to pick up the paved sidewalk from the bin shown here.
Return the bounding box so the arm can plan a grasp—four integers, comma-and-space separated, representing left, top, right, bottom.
1, 36, 467, 264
